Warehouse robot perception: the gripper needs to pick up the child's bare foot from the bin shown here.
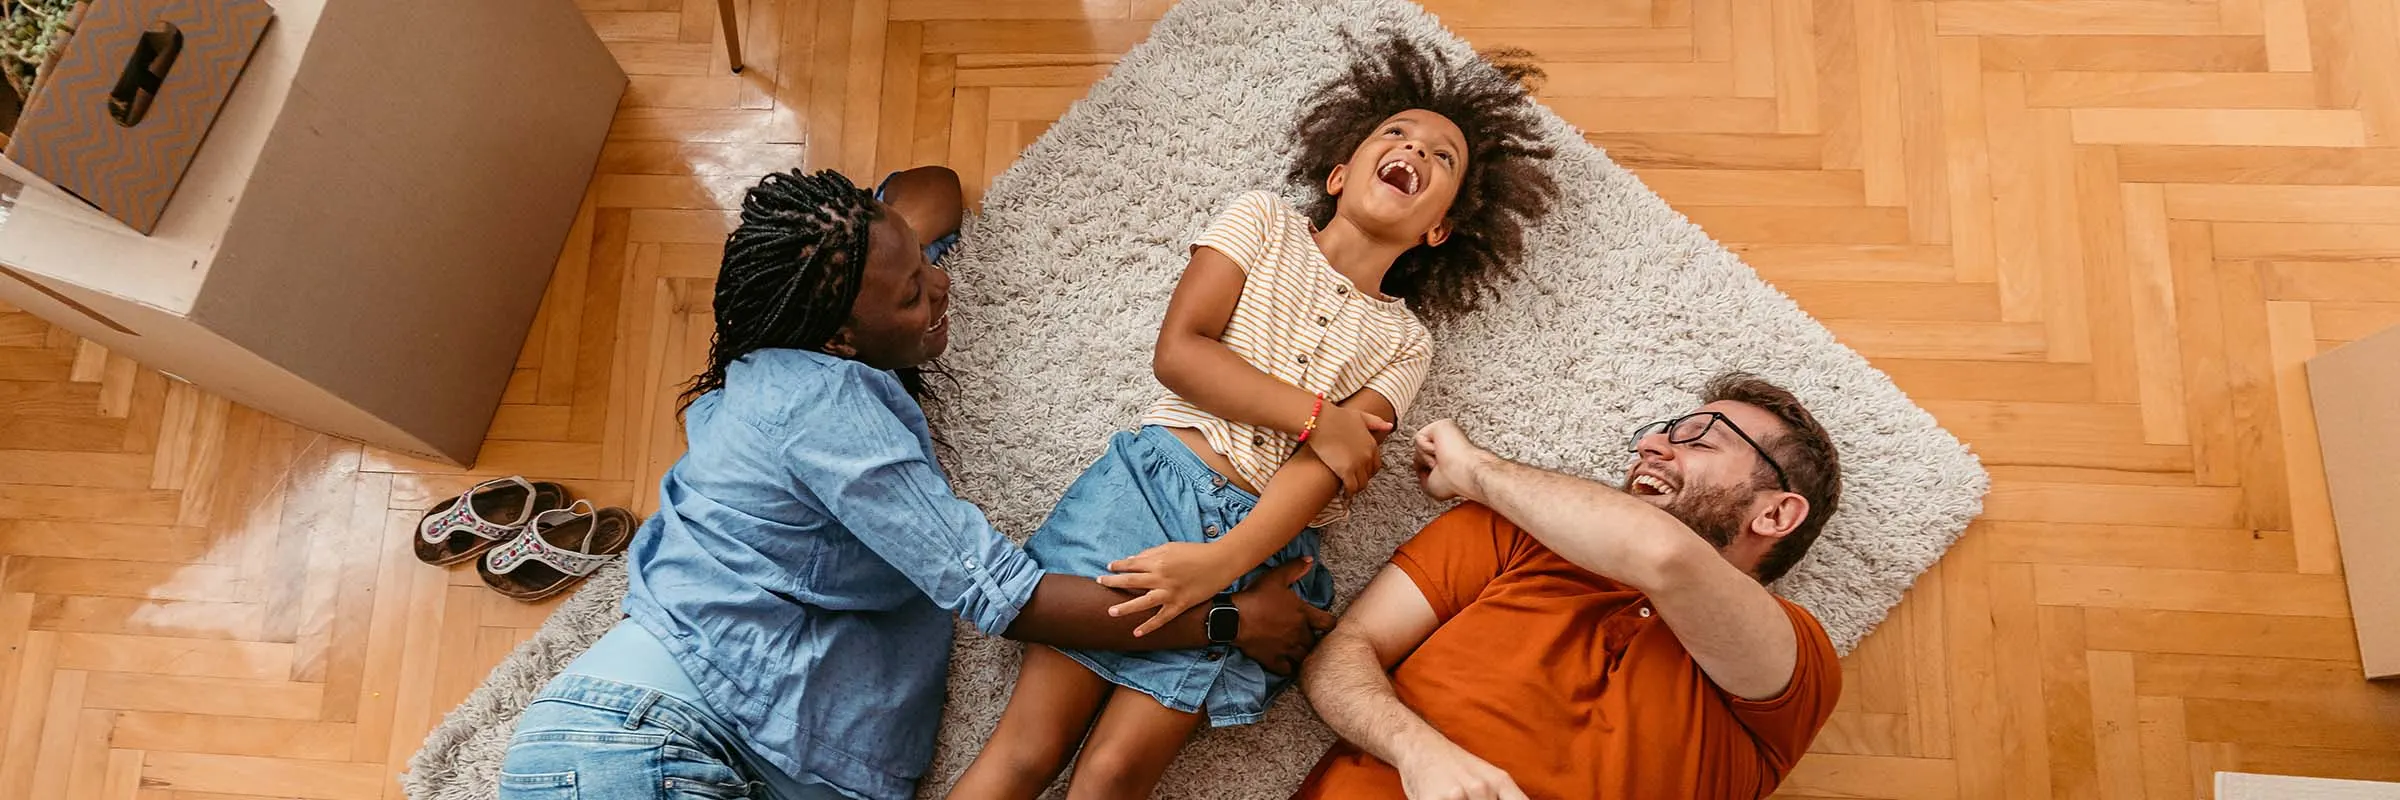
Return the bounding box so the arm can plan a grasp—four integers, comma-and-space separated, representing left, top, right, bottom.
880, 165, 965, 244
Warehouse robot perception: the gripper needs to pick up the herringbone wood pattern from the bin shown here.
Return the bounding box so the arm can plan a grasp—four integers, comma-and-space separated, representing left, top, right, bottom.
3, 0, 2398, 797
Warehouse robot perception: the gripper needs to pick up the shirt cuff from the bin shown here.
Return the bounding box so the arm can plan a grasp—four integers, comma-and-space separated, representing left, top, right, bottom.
959, 539, 1044, 636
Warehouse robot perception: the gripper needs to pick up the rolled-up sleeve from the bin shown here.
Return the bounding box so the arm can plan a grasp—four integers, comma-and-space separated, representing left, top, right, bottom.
781, 383, 1042, 636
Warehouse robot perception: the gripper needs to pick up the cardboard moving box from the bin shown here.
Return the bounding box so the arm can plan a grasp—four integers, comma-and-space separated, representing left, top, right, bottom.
2306, 323, 2400, 680
0, 0, 626, 465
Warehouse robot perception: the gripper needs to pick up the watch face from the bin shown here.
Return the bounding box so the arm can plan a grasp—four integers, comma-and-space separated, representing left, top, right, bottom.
1206, 604, 1239, 642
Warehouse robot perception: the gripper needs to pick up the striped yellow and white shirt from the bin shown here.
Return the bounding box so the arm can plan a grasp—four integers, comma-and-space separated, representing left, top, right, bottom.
1142, 191, 1434, 526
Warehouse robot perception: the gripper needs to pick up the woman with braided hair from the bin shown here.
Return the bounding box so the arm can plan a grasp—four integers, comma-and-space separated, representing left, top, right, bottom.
494, 167, 1333, 800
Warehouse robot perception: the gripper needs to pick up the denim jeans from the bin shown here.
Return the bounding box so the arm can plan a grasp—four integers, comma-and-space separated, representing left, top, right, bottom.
499, 674, 851, 800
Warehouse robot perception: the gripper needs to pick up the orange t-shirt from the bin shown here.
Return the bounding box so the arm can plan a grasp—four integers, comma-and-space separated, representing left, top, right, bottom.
1294, 504, 1841, 800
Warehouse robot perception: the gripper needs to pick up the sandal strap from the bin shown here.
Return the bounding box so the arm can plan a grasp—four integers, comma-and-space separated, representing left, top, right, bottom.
484, 500, 615, 577
418, 476, 538, 546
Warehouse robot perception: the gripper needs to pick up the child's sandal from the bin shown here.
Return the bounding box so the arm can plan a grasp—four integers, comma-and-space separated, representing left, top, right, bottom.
412, 476, 571, 566
477, 500, 636, 602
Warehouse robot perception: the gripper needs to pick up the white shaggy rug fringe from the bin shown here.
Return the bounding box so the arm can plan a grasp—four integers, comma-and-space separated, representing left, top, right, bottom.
404, 1, 1988, 797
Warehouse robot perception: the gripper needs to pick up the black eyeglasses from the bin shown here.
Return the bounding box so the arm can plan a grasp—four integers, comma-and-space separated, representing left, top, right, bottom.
1627, 411, 1791, 492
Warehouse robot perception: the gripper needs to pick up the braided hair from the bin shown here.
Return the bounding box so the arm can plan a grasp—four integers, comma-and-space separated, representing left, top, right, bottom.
680, 169, 882, 411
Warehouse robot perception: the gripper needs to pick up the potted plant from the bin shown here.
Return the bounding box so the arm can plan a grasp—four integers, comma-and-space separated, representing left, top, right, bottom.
1, 0, 81, 134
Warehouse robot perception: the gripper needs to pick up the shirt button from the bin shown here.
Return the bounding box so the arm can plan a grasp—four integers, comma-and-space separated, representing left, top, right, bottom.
1638, 607, 1653, 618
1296, 354, 1309, 365
1253, 434, 1266, 446
1317, 316, 1330, 326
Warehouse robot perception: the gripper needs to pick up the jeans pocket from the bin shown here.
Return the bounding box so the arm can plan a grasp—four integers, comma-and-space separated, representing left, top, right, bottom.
502, 729, 666, 800
497, 771, 578, 800
659, 743, 756, 799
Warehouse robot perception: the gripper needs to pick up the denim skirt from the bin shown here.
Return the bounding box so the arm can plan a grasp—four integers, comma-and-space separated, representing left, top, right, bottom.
1024, 425, 1337, 726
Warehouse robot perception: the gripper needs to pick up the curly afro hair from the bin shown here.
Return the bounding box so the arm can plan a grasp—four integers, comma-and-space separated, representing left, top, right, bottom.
1288, 36, 1558, 321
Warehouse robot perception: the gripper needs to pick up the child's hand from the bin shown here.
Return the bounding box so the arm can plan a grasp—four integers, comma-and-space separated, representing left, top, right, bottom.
1097, 542, 1245, 637
1309, 405, 1394, 494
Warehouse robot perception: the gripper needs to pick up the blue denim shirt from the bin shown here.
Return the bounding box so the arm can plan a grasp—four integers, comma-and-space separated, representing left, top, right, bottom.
621, 348, 1044, 800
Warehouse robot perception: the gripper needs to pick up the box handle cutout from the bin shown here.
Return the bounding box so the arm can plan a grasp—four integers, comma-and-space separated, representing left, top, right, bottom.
108, 22, 184, 127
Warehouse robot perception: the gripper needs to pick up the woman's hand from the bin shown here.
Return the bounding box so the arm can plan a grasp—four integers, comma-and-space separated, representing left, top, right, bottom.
1231, 559, 1338, 674
1309, 405, 1394, 495
1097, 542, 1250, 637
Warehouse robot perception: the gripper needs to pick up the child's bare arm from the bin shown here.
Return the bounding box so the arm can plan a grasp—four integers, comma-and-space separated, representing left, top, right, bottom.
1097, 455, 1338, 637
1154, 247, 1316, 430
1155, 247, 1391, 491
1203, 377, 1397, 574
1100, 389, 1401, 636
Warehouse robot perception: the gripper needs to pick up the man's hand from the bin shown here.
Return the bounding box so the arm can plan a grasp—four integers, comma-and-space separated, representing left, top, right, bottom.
1228, 559, 1337, 675
1098, 542, 1247, 637
1412, 419, 1494, 502
1310, 405, 1395, 495
1397, 740, 1529, 800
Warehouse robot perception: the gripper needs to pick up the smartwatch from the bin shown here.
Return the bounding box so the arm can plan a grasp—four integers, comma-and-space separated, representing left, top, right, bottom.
1204, 592, 1240, 645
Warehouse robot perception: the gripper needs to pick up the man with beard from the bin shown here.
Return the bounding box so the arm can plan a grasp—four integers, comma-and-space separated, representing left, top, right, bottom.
1293, 373, 1845, 800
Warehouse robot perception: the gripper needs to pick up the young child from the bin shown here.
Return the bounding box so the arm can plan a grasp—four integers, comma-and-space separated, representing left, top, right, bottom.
948, 39, 1558, 800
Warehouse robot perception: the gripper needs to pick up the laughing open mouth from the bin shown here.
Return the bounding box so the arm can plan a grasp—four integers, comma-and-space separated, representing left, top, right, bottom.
1377, 159, 1422, 196
1629, 471, 1677, 498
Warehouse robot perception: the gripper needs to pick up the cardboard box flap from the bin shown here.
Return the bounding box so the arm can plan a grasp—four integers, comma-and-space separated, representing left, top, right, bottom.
2305, 323, 2400, 679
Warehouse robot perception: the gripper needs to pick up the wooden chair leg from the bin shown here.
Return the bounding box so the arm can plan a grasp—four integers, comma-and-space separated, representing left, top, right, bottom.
718, 0, 744, 73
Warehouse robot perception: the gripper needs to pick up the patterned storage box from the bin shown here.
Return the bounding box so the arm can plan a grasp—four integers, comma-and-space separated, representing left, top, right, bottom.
5, 0, 269, 233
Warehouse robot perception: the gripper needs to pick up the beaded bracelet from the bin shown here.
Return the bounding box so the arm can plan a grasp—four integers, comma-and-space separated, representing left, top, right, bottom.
1295, 392, 1326, 444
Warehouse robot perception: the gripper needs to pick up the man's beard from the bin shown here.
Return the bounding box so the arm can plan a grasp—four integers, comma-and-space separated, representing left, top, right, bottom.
1626, 477, 1753, 550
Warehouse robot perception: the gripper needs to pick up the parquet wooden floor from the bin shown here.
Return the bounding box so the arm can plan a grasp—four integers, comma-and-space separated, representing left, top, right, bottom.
4, 0, 2398, 797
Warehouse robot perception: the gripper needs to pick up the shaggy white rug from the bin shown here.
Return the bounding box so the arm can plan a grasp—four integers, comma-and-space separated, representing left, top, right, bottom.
403, 0, 1987, 797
